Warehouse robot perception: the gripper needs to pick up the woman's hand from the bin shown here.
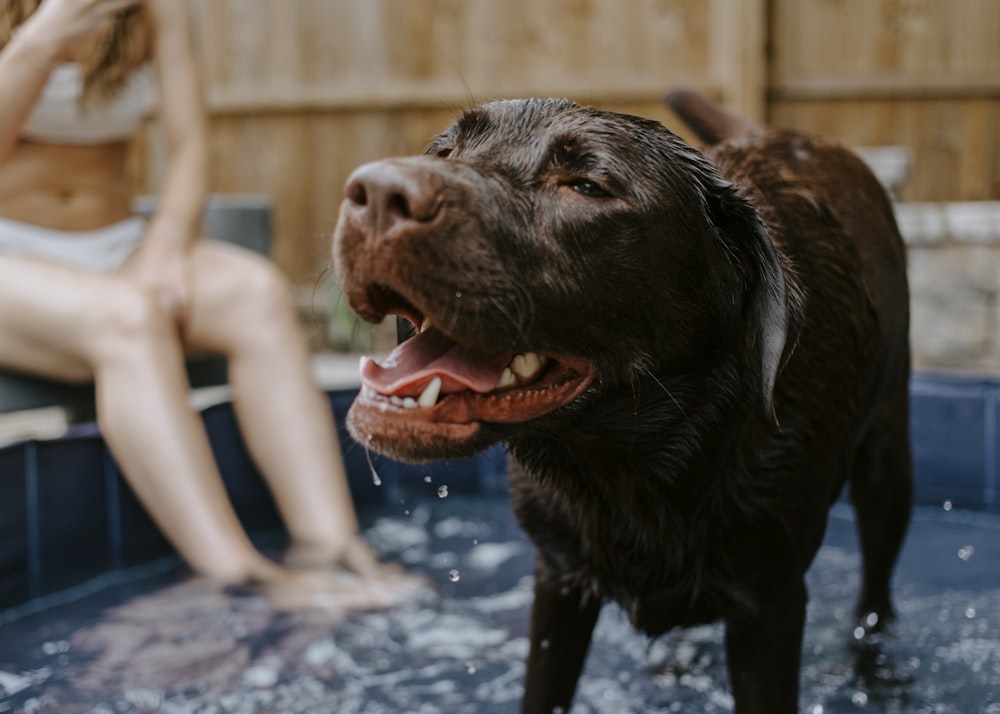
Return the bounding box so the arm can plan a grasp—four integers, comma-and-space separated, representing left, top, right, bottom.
118, 227, 194, 331
20, 0, 142, 57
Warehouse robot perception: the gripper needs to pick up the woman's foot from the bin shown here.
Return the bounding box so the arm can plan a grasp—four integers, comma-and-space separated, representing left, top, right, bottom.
284, 534, 429, 604
285, 534, 393, 574
217, 554, 416, 613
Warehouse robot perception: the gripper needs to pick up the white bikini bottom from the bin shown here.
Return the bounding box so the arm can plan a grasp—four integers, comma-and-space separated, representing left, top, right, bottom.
0, 216, 145, 273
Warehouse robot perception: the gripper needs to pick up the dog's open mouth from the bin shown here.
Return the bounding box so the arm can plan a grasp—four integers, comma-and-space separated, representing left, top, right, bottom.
350, 321, 596, 454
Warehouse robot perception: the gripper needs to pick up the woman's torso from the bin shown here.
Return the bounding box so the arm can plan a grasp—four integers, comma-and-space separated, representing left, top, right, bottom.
0, 64, 151, 231
0, 141, 134, 230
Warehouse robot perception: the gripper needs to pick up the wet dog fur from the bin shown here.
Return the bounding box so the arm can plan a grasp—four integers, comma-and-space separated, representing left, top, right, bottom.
333, 90, 912, 713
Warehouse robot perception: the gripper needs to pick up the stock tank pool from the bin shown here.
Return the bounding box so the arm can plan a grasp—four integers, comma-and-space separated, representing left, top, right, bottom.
0, 372, 998, 712
0, 496, 997, 713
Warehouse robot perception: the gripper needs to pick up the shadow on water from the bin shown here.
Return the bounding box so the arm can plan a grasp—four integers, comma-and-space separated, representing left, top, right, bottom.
0, 498, 997, 713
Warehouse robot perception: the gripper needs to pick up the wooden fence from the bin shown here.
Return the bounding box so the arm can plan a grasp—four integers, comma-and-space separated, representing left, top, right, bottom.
137, 0, 999, 287
769, 0, 1000, 205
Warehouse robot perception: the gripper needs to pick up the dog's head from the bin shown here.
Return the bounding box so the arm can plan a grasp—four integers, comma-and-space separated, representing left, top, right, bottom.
334, 99, 788, 463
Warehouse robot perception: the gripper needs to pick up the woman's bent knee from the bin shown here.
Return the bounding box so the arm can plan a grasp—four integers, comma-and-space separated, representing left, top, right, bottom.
84, 282, 178, 363
188, 249, 301, 351
239, 257, 295, 316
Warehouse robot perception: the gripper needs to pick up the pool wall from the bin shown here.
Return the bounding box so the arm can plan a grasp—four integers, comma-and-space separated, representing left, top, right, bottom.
0, 373, 994, 611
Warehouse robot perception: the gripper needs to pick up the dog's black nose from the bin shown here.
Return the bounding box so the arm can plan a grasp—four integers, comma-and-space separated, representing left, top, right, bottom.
344, 160, 445, 237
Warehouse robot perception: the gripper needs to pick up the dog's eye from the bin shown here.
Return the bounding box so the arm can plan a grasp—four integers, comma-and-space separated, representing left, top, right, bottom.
569, 179, 609, 198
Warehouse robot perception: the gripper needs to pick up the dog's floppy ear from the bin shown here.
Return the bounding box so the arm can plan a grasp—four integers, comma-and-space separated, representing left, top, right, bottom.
706, 183, 790, 418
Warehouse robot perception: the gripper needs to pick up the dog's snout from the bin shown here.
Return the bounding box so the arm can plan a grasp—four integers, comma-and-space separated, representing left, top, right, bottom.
344, 161, 445, 237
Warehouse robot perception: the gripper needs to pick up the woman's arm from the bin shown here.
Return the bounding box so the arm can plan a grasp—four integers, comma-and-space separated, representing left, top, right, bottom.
0, 0, 139, 161
119, 0, 208, 324
0, 30, 60, 161
141, 0, 208, 253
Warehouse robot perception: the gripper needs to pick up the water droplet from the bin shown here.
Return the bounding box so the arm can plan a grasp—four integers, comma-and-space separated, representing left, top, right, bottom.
473, 538, 479, 545
942, 499, 953, 511
437, 485, 449, 498
448, 569, 460, 582
455, 290, 463, 298
552, 707, 565, 714
865, 611, 879, 628
464, 662, 477, 674
42, 640, 70, 655
404, 509, 410, 516
424, 475, 432, 483
853, 626, 866, 640
810, 706, 825, 714
540, 639, 550, 650
364, 445, 382, 486
851, 691, 868, 706
965, 607, 977, 619
958, 545, 976, 561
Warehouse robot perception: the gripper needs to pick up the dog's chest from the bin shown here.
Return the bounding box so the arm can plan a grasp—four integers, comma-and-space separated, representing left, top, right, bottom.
512, 475, 758, 635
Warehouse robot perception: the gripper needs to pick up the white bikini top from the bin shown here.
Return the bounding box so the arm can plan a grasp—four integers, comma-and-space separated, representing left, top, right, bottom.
20, 63, 153, 145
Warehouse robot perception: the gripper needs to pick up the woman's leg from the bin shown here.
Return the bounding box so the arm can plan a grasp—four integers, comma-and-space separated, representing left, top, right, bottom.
0, 253, 378, 601
0, 253, 264, 577
182, 242, 376, 570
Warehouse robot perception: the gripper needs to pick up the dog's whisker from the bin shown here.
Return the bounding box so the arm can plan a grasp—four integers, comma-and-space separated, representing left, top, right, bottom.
489, 284, 536, 347
640, 367, 685, 417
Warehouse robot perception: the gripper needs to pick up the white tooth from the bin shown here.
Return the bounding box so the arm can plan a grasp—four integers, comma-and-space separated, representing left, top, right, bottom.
511, 353, 543, 378
402, 397, 418, 409
420, 317, 432, 332
417, 376, 442, 408
390, 395, 404, 406
496, 367, 516, 389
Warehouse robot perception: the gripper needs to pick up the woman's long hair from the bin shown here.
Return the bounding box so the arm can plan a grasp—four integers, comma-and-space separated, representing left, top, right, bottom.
0, 0, 152, 103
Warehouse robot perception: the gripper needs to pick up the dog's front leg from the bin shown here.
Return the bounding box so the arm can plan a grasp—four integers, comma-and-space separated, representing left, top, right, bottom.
520, 569, 602, 714
723, 580, 807, 714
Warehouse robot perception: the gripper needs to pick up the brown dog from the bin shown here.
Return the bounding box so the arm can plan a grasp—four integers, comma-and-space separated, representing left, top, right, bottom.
333, 90, 912, 713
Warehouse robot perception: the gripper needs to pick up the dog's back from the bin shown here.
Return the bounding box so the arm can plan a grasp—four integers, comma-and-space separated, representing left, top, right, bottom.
668, 88, 913, 614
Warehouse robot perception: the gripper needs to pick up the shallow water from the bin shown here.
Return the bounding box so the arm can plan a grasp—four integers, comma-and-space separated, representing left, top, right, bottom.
0, 497, 997, 713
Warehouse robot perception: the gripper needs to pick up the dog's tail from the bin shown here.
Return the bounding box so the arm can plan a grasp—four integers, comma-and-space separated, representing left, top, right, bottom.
664, 88, 759, 146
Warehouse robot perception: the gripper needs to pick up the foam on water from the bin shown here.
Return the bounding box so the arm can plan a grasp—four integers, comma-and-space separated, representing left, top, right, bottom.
0, 499, 997, 713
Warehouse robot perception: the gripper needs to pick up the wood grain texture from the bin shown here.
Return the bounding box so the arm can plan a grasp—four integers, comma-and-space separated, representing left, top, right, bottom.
133, 0, 998, 284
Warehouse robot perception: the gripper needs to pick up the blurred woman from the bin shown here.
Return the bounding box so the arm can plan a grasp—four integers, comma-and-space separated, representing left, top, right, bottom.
0, 0, 408, 609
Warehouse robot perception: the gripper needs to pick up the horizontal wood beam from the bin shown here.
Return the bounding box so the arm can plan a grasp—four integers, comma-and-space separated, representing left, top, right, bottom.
204, 78, 725, 116
771, 75, 1000, 101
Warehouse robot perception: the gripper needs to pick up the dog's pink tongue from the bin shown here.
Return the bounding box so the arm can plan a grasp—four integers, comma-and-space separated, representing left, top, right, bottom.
360, 328, 509, 396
